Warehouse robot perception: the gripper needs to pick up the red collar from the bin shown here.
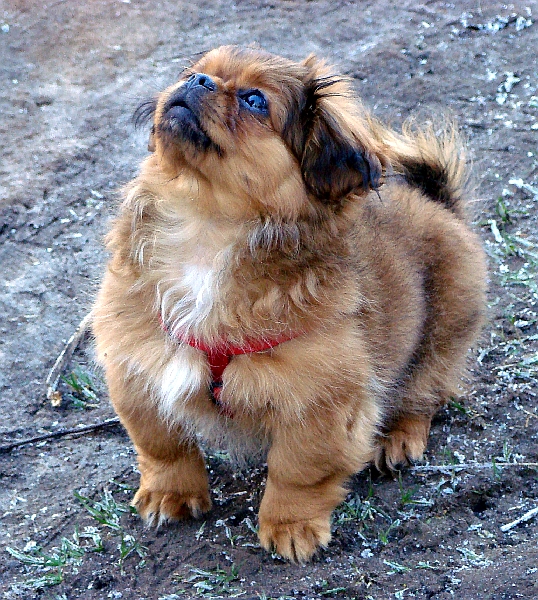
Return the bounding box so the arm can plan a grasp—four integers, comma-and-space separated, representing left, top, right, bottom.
160, 315, 299, 417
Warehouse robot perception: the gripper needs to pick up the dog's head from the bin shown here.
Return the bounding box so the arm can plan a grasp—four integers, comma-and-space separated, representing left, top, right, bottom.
135, 46, 386, 217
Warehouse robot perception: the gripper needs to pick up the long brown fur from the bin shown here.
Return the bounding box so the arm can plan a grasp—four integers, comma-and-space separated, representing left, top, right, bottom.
92, 46, 487, 562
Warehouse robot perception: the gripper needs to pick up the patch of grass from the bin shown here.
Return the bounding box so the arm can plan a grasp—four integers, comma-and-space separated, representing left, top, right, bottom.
495, 349, 538, 382
6, 528, 103, 589
495, 196, 512, 225
398, 473, 420, 507
110, 479, 137, 493
384, 559, 411, 574
456, 546, 492, 567
492, 457, 502, 481
449, 399, 470, 415
238, 517, 260, 549
215, 519, 244, 547
242, 516, 258, 535
319, 584, 348, 596
484, 218, 538, 302
336, 492, 388, 525
483, 184, 538, 355
7, 489, 147, 590
336, 480, 406, 547
61, 366, 100, 409
440, 448, 458, 466
74, 490, 147, 571
397, 474, 434, 510
74, 489, 132, 529
502, 441, 513, 462
378, 519, 401, 545
336, 477, 386, 525
416, 560, 441, 570
179, 564, 244, 598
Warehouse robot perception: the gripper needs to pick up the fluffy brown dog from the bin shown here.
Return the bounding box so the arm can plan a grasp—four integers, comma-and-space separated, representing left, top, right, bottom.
93, 45, 487, 562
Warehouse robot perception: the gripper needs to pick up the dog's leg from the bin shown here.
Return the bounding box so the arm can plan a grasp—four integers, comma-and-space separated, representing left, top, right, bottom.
375, 225, 487, 472
106, 364, 211, 525
375, 317, 485, 472
258, 408, 376, 562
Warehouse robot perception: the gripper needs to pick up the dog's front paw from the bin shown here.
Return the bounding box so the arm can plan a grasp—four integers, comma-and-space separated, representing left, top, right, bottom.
374, 416, 431, 471
132, 487, 211, 526
258, 516, 331, 563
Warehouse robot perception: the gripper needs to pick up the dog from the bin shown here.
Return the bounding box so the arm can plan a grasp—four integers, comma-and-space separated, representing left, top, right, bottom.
92, 45, 487, 562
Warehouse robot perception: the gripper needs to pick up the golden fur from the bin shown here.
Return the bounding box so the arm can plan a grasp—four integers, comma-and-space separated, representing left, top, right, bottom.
92, 46, 487, 562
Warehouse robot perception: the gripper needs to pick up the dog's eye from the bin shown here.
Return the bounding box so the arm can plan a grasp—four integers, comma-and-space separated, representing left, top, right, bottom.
239, 90, 268, 113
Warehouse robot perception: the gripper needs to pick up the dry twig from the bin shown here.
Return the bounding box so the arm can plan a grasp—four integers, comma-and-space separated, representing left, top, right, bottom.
0, 417, 121, 454
45, 311, 93, 403
500, 506, 538, 532
410, 462, 538, 473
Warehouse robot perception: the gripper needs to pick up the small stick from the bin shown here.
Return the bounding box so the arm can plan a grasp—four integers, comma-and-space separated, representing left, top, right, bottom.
410, 462, 538, 473
0, 417, 121, 454
500, 506, 538, 532
46, 311, 93, 402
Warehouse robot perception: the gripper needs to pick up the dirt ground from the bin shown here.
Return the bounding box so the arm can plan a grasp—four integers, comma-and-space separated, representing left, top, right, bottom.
1, 0, 537, 598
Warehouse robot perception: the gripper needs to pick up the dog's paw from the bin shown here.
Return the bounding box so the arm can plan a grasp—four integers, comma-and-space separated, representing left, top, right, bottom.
374, 416, 431, 472
258, 516, 331, 563
132, 488, 211, 526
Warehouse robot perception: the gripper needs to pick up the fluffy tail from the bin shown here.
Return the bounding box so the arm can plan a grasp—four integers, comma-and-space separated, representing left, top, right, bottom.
371, 120, 469, 220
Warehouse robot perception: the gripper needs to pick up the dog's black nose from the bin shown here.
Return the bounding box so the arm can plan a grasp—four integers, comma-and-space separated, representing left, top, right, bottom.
186, 73, 217, 92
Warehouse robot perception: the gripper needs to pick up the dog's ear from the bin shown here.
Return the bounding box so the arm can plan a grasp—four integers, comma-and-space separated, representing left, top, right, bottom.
133, 97, 158, 153
301, 96, 383, 201
296, 61, 385, 202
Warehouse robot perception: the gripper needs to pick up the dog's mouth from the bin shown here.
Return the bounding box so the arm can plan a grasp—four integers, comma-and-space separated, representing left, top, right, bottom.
161, 96, 214, 151
167, 98, 196, 119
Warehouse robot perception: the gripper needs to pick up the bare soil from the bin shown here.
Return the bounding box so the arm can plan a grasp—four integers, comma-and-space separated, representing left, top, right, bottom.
1, 1, 537, 598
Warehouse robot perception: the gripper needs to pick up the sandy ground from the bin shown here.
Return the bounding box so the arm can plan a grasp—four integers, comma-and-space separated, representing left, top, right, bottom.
1, 1, 537, 598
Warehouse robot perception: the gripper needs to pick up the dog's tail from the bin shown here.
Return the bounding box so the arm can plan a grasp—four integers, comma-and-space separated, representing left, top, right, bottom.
372, 120, 469, 220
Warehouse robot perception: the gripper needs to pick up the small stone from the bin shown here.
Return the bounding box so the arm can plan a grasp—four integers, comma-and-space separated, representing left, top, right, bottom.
50, 391, 62, 407
34, 95, 54, 107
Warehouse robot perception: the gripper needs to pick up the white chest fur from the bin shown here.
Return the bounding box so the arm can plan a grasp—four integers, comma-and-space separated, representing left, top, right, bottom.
182, 262, 216, 311
157, 253, 222, 334
158, 348, 206, 419
152, 214, 239, 336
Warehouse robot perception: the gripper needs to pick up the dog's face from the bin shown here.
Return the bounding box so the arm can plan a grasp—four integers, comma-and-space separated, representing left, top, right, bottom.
136, 46, 386, 217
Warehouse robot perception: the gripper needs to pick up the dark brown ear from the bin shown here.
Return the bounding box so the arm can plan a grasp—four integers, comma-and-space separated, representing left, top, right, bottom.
298, 73, 383, 202
301, 109, 382, 201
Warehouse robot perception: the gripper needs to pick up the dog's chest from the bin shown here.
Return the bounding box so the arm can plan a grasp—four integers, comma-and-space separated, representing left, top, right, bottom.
182, 261, 216, 311
155, 220, 238, 332
171, 259, 218, 329
157, 239, 225, 332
